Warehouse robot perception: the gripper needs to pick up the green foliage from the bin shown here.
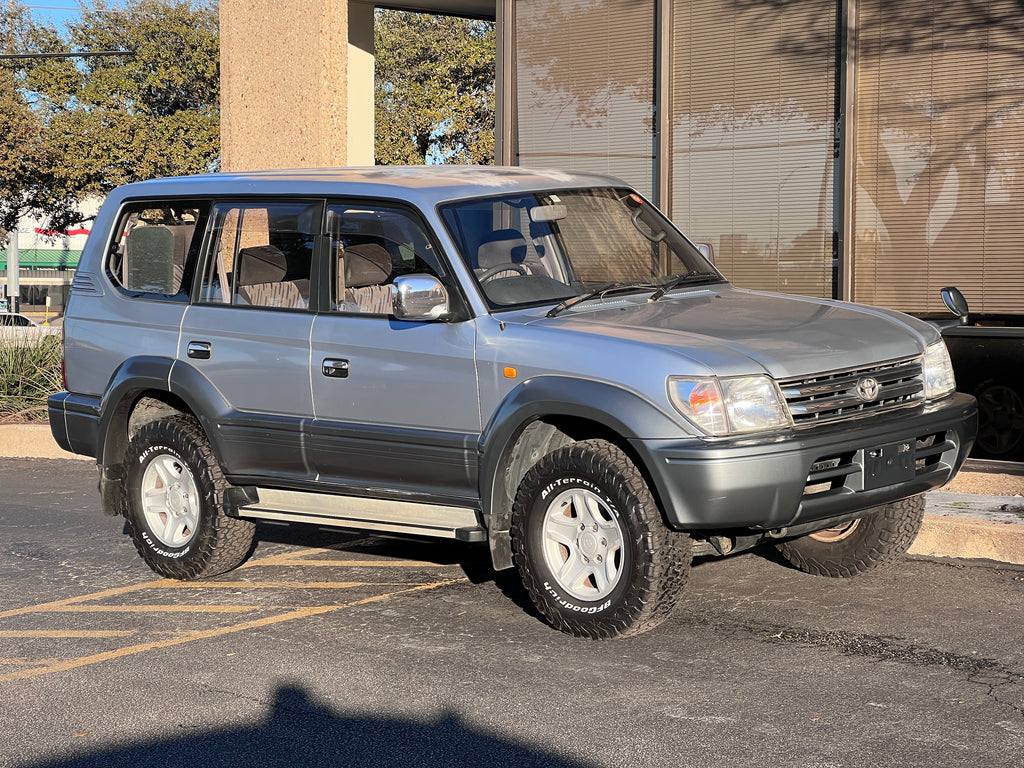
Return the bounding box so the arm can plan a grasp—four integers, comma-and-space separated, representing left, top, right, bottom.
0, 3, 70, 238
375, 10, 495, 165
2, 0, 220, 234
0, 334, 62, 423
1, 1, 499, 236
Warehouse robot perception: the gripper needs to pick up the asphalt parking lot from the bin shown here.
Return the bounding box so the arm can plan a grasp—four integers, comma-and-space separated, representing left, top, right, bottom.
2, 457, 1023, 767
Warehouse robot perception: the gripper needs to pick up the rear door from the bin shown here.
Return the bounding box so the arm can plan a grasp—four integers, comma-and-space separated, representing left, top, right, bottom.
179, 199, 322, 483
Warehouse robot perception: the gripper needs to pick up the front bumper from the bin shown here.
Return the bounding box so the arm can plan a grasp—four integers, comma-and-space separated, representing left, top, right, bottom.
631, 392, 978, 532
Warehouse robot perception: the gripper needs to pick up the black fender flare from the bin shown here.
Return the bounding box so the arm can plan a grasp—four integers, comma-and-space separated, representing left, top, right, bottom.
97, 355, 233, 467
478, 375, 685, 569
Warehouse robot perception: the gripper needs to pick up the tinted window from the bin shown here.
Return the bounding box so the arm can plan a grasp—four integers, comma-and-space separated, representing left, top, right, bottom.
440, 187, 720, 309
199, 201, 320, 310
326, 204, 444, 315
107, 202, 209, 298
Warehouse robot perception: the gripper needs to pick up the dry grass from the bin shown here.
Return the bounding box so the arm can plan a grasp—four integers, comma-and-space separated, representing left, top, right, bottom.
0, 334, 63, 423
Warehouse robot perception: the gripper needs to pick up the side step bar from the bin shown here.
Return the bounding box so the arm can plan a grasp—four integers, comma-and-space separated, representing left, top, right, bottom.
237, 488, 487, 543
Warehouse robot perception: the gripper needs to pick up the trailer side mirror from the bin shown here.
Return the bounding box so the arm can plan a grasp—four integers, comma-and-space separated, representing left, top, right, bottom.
940, 286, 969, 325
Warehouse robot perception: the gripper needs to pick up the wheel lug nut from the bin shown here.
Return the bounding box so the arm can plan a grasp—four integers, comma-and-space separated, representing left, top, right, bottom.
596, 555, 603, 563
600, 538, 607, 546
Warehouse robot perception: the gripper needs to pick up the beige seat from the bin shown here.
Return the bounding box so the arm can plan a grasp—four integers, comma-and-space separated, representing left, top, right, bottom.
236, 245, 309, 309
476, 229, 532, 279
343, 243, 393, 314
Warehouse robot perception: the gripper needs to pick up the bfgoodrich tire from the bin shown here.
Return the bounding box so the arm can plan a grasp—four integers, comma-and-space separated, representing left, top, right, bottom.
122, 415, 256, 579
510, 439, 692, 639
775, 495, 925, 578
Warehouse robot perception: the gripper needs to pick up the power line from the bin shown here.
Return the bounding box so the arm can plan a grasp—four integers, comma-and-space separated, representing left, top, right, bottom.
18, 3, 125, 14
0, 50, 133, 59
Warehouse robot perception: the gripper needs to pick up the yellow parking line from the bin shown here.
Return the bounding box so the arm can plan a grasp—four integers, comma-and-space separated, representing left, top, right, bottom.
237, 551, 319, 568
0, 579, 465, 683
236, 538, 381, 568
42, 605, 259, 613
0, 581, 175, 620
0, 630, 134, 638
155, 581, 373, 590
0, 658, 67, 671
256, 560, 454, 568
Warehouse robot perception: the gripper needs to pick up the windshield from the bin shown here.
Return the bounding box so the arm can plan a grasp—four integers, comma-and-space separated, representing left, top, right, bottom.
439, 187, 724, 311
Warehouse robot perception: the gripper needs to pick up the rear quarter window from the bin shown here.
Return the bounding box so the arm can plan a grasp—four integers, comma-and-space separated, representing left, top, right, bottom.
106, 201, 210, 299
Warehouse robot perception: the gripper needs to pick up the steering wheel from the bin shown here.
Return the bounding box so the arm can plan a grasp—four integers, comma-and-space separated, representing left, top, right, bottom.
478, 263, 529, 283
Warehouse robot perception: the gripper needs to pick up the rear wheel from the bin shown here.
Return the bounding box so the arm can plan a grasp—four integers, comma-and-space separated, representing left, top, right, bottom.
122, 415, 255, 579
775, 495, 925, 578
510, 439, 691, 639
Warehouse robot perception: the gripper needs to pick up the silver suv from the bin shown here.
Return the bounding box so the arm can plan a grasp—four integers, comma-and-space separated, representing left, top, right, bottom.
49, 167, 978, 638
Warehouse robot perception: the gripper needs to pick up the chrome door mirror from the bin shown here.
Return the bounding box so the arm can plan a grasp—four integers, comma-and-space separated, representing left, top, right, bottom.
392, 274, 450, 321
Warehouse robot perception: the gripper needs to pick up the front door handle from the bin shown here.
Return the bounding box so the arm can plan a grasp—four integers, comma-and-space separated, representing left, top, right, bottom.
187, 341, 212, 360
322, 358, 350, 378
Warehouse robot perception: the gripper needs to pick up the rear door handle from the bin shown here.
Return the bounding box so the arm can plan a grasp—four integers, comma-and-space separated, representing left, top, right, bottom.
322, 358, 350, 378
187, 341, 212, 360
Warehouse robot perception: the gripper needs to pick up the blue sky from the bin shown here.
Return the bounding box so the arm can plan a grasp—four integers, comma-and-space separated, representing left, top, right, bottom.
21, 2, 93, 28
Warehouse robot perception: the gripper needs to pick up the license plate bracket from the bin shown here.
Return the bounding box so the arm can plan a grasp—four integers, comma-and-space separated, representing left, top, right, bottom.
864, 439, 915, 490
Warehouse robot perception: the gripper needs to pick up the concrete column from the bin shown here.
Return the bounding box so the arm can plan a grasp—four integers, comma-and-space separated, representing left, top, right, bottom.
220, 0, 375, 171
346, 2, 375, 166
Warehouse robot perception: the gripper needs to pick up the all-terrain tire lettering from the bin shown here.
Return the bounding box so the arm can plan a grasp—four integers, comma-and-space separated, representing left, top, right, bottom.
511, 439, 692, 639
122, 415, 256, 580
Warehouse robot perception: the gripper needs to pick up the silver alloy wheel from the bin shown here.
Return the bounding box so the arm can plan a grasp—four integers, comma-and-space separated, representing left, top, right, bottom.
140, 453, 201, 547
541, 488, 624, 600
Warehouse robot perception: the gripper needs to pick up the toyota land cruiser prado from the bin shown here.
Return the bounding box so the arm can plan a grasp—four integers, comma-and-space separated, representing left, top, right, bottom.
49, 167, 978, 638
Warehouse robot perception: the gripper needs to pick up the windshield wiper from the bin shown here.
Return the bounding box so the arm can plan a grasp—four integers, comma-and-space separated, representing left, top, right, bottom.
545, 281, 660, 318
648, 272, 723, 302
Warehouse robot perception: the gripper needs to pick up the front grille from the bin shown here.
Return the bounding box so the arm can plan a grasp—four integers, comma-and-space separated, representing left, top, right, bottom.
780, 356, 925, 428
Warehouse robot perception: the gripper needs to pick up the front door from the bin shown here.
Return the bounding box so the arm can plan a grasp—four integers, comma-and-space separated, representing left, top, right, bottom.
308, 202, 480, 505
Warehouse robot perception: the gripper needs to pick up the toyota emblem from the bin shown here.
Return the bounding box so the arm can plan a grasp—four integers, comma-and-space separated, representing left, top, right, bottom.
857, 377, 881, 402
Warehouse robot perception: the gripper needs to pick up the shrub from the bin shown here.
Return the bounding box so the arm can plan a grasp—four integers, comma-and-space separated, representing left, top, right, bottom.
0, 334, 63, 423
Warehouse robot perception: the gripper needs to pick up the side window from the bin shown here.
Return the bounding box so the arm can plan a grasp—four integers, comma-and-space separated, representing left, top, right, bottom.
199, 201, 319, 310
326, 204, 443, 315
107, 202, 208, 298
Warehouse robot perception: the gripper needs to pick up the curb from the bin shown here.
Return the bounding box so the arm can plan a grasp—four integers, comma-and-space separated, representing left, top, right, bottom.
913, 490, 1024, 565
2, 423, 1023, 566
0, 423, 87, 461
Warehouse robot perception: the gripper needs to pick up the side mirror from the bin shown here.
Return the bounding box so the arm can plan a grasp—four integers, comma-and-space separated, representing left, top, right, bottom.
392, 274, 450, 321
940, 286, 969, 325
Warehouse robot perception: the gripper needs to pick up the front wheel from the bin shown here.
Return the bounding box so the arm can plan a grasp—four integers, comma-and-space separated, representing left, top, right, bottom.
774, 495, 925, 578
122, 415, 256, 579
510, 439, 692, 639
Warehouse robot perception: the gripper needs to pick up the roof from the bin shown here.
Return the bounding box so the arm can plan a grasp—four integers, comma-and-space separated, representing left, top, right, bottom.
379, 0, 495, 20
108, 166, 630, 210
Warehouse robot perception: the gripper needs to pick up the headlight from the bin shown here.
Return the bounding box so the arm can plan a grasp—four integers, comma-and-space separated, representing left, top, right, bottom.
923, 340, 956, 400
668, 375, 792, 436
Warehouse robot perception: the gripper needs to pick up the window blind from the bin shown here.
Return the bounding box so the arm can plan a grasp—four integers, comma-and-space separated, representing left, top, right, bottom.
514, 0, 656, 198
671, 0, 837, 298
853, 0, 1024, 314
